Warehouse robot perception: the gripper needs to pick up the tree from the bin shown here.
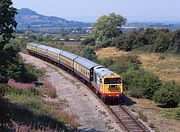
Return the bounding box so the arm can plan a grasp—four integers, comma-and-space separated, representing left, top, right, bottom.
0, 0, 17, 50
153, 29, 173, 52
0, 0, 17, 128
0, 0, 17, 83
92, 13, 126, 48
82, 47, 97, 61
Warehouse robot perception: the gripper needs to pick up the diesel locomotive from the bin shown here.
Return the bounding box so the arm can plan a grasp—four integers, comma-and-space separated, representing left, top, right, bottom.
27, 42, 123, 102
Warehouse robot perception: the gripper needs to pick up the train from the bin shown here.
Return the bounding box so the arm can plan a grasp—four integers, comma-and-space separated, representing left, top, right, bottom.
27, 42, 123, 103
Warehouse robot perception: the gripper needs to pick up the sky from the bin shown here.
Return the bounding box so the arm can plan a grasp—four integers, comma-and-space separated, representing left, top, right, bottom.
12, 0, 180, 23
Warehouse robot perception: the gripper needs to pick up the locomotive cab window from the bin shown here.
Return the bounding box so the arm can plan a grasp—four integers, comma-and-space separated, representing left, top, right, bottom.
104, 78, 121, 84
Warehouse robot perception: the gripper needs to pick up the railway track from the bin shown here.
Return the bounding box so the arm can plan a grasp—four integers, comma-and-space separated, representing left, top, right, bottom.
107, 105, 150, 132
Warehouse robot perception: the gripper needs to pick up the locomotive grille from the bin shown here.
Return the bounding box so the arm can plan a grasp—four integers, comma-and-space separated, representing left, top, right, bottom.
108, 85, 119, 92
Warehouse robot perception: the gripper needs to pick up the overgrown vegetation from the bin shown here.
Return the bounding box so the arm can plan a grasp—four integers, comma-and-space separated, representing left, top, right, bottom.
123, 69, 162, 99
0, 85, 77, 131
153, 81, 180, 107
82, 46, 97, 61
114, 28, 180, 54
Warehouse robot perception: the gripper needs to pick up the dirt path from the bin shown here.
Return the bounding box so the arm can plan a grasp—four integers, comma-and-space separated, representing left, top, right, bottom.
20, 53, 122, 132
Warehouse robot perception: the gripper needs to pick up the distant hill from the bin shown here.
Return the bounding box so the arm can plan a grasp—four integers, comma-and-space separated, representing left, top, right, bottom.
15, 8, 91, 29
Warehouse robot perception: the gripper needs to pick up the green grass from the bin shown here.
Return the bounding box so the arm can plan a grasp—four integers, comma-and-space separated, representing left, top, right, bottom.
161, 107, 180, 120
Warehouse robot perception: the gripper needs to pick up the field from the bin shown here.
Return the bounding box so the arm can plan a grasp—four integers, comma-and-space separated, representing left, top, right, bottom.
138, 53, 180, 83
96, 47, 180, 84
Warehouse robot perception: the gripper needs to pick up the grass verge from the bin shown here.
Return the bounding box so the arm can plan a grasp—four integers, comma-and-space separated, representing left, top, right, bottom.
1, 85, 77, 131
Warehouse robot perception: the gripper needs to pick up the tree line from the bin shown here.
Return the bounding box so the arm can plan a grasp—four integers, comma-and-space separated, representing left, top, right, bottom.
114, 28, 180, 54
82, 13, 180, 54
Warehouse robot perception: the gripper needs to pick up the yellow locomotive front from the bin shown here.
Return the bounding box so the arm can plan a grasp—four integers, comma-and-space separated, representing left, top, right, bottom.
93, 67, 123, 102
103, 74, 123, 97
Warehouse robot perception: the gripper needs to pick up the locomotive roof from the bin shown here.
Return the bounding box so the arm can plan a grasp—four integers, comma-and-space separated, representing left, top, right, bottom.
74, 57, 99, 69
47, 47, 64, 54
27, 42, 40, 47
94, 67, 117, 78
60, 51, 78, 60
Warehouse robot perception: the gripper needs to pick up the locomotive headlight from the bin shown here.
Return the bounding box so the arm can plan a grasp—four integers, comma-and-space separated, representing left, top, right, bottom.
109, 85, 117, 88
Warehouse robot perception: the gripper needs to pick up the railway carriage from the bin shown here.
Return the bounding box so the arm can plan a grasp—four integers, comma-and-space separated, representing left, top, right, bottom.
36, 45, 49, 57
27, 42, 39, 55
59, 51, 78, 71
46, 47, 63, 63
74, 57, 99, 83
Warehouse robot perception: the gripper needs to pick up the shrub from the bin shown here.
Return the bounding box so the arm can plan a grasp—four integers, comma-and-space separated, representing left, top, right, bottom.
98, 54, 141, 74
81, 37, 95, 46
26, 88, 40, 96
175, 108, 180, 120
82, 47, 97, 61
98, 57, 115, 67
122, 69, 162, 99
138, 111, 148, 122
21, 64, 38, 83
158, 55, 166, 60
153, 81, 180, 107
40, 83, 57, 98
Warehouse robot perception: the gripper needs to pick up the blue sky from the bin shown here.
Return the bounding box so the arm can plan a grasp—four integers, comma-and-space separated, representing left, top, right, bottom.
12, 0, 180, 22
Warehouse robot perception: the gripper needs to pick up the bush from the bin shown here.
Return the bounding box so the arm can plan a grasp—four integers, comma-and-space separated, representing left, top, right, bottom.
153, 81, 180, 107
175, 108, 180, 120
40, 83, 57, 98
98, 57, 115, 67
109, 62, 139, 74
6, 57, 38, 83
26, 88, 40, 96
122, 69, 162, 99
115, 55, 141, 71
81, 37, 95, 46
82, 47, 97, 61
98, 54, 141, 74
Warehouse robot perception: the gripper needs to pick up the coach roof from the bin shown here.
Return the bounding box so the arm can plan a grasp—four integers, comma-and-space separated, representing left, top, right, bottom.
60, 51, 79, 60
37, 44, 50, 50
74, 57, 99, 69
27, 42, 40, 47
47, 47, 64, 54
